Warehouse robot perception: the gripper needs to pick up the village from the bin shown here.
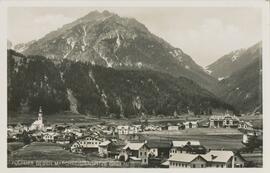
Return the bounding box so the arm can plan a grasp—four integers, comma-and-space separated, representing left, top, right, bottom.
7, 107, 262, 168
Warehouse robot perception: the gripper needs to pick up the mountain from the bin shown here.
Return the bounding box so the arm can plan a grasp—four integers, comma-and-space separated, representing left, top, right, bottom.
206, 42, 262, 80
14, 40, 37, 53
22, 10, 217, 91
7, 40, 13, 49
213, 42, 262, 113
8, 49, 235, 117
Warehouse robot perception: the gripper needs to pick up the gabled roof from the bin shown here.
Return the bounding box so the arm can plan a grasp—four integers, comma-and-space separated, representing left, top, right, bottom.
172, 140, 200, 147
129, 156, 142, 161
169, 153, 206, 163
123, 142, 145, 150
202, 150, 233, 163
146, 140, 171, 148
99, 140, 111, 147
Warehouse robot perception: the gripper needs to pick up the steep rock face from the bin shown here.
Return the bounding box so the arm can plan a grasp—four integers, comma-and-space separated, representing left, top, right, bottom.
8, 49, 234, 116
206, 42, 262, 80
22, 10, 217, 91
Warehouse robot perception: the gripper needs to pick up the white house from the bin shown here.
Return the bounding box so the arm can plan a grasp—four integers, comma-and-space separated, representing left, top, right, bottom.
168, 125, 179, 131
183, 121, 198, 129
98, 140, 111, 157
168, 153, 207, 168
238, 121, 253, 130
202, 150, 245, 168
170, 141, 201, 157
119, 142, 149, 165
43, 132, 58, 142
70, 135, 105, 153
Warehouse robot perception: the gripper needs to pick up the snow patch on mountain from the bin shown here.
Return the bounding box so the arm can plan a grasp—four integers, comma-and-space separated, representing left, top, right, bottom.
88, 71, 100, 91
116, 32, 121, 48
218, 77, 225, 81
64, 38, 76, 59
67, 89, 79, 113
185, 65, 190, 69
169, 49, 184, 62
101, 90, 109, 109
136, 62, 143, 68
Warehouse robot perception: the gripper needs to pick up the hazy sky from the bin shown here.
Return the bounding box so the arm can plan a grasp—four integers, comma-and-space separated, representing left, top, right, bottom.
7, 7, 262, 66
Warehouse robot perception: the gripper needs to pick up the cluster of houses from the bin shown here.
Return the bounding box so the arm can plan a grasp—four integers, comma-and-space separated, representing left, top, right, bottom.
209, 113, 254, 130
7, 108, 255, 168
117, 140, 246, 168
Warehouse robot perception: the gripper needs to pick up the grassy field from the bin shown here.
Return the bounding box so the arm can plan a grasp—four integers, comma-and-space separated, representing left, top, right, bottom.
140, 128, 244, 151
8, 142, 25, 153
9, 142, 86, 161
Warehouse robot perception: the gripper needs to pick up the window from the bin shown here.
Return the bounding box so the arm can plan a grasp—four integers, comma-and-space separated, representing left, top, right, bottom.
144, 159, 147, 163
145, 152, 147, 156
216, 164, 219, 168
201, 164, 204, 168
221, 165, 224, 168
235, 157, 237, 161
140, 152, 142, 156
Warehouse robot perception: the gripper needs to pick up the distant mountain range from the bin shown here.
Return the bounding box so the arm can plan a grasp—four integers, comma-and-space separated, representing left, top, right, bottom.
20, 10, 217, 92
209, 42, 262, 113
7, 10, 262, 116
206, 42, 262, 81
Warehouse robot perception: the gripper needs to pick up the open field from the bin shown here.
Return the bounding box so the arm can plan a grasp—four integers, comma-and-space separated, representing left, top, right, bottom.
139, 128, 244, 151
9, 142, 86, 161
7, 142, 25, 153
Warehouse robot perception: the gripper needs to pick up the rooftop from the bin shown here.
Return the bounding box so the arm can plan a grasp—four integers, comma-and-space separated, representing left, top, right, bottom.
123, 142, 145, 150
202, 150, 234, 163
169, 153, 204, 163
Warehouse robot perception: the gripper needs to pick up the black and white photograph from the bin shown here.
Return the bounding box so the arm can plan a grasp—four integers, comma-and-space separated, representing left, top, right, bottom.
1, 0, 269, 170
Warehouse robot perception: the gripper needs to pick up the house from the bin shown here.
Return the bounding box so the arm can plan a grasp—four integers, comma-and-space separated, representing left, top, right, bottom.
168, 153, 207, 168
43, 132, 58, 142
183, 121, 198, 129
70, 134, 105, 153
238, 121, 253, 130
118, 142, 149, 165
116, 125, 141, 135
202, 150, 246, 168
170, 141, 201, 157
117, 126, 130, 135
70, 141, 83, 153
64, 125, 81, 134
98, 140, 111, 157
146, 140, 172, 158
168, 125, 179, 131
209, 113, 240, 128
55, 135, 71, 144
182, 144, 207, 154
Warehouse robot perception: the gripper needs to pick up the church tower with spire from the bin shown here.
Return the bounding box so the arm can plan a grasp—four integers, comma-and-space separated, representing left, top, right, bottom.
38, 106, 43, 123
29, 106, 44, 131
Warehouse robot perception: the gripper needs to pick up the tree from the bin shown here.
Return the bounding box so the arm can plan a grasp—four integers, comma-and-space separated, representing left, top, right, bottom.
22, 130, 31, 145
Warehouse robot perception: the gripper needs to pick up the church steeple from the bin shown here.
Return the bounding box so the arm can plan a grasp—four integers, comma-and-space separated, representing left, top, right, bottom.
38, 106, 43, 122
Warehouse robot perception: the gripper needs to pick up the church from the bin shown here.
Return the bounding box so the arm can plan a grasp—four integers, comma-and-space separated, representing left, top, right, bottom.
29, 106, 45, 131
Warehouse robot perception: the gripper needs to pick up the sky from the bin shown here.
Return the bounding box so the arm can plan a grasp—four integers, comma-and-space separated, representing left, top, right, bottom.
7, 7, 262, 67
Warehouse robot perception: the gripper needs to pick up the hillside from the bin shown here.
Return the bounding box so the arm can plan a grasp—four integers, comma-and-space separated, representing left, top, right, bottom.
22, 10, 218, 91
216, 57, 262, 113
8, 49, 235, 117
206, 42, 262, 80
